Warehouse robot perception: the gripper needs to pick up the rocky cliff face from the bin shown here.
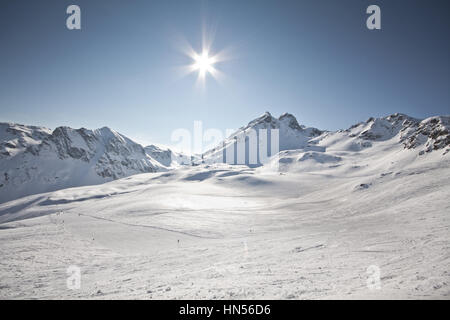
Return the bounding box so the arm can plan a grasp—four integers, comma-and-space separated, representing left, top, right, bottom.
0, 123, 52, 158
0, 123, 163, 203
401, 116, 450, 154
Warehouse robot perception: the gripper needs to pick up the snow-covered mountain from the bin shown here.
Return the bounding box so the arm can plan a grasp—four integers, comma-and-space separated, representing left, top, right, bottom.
203, 112, 449, 167
0, 123, 169, 203
202, 112, 324, 164
324, 113, 450, 154
0, 112, 449, 299
0, 112, 449, 204
266, 113, 450, 174
144, 144, 192, 168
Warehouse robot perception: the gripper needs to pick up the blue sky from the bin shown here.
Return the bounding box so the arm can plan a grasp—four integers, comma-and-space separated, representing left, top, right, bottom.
0, 0, 449, 146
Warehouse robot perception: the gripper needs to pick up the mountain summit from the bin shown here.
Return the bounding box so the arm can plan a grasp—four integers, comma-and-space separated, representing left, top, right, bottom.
0, 112, 449, 203
0, 123, 164, 203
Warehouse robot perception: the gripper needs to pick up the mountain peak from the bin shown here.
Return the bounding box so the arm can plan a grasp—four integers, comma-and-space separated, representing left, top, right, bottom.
278, 113, 302, 130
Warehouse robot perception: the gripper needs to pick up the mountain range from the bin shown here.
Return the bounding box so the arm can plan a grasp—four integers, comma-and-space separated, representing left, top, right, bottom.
0, 112, 449, 203
0, 112, 449, 299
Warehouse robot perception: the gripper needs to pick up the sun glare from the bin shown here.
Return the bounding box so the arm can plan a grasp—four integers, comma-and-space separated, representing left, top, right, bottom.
190, 50, 219, 83
193, 51, 215, 75
177, 28, 231, 87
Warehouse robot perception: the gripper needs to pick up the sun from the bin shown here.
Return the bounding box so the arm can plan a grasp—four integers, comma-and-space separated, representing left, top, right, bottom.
177, 29, 231, 87
193, 51, 216, 76
190, 50, 219, 82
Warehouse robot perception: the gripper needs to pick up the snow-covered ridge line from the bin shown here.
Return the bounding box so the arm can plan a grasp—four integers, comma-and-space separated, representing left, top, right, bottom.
202, 112, 449, 165
0, 123, 174, 203
1, 113, 449, 299
0, 112, 449, 203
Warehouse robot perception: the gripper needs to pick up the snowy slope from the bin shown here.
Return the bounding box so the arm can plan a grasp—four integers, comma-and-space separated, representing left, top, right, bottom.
315, 113, 450, 154
144, 144, 192, 168
0, 112, 449, 299
0, 146, 448, 299
2, 113, 447, 204
0, 123, 169, 203
0, 122, 52, 158
202, 112, 323, 164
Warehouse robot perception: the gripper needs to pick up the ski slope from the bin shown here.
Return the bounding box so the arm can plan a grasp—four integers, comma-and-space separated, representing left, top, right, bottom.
0, 149, 449, 299
0, 112, 449, 299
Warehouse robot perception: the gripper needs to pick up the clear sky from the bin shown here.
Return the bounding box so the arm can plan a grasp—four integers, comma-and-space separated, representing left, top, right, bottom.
1, 0, 449, 147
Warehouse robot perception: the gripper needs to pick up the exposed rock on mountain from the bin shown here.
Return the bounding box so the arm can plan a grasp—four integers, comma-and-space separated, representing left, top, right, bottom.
202, 112, 324, 164
402, 116, 450, 154
0, 112, 448, 203
0, 124, 163, 203
145, 144, 191, 168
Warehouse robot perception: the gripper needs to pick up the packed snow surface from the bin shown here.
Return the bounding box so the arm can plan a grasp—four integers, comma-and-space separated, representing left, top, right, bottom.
0, 113, 449, 299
